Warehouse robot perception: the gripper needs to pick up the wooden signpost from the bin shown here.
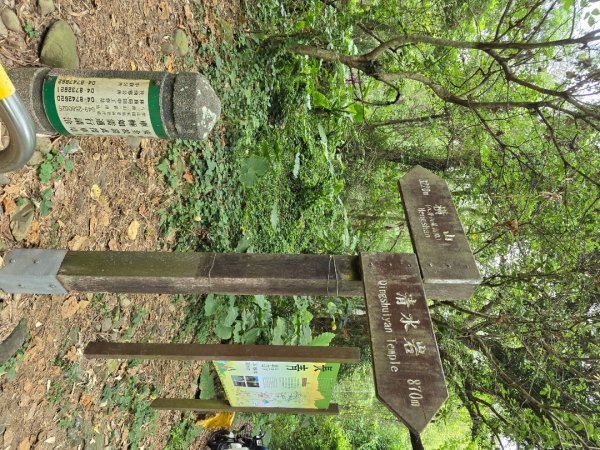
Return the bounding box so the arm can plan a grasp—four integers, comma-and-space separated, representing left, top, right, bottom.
361, 252, 447, 434
0, 166, 481, 435
399, 165, 481, 300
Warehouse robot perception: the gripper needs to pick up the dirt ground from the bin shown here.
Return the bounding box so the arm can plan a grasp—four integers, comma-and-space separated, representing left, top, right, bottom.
0, 0, 237, 448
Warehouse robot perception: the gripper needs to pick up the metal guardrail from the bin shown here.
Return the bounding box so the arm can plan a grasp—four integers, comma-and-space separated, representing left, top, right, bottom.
0, 63, 36, 172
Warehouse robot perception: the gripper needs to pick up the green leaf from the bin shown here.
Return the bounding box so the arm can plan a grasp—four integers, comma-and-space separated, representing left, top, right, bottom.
242, 328, 261, 344
214, 324, 233, 340
235, 236, 251, 253
223, 297, 239, 326
345, 103, 364, 123
271, 317, 286, 345
253, 295, 267, 309
309, 332, 336, 347
64, 159, 74, 172
317, 123, 328, 146
240, 156, 269, 187
40, 188, 54, 217
198, 364, 216, 399
39, 161, 54, 183
311, 91, 330, 109
203, 294, 218, 316
223, 307, 239, 327
270, 202, 279, 231
292, 152, 301, 178
326, 302, 337, 315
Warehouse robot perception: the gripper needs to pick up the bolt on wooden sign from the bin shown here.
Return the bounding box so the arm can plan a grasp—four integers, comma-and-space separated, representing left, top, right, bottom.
398, 165, 481, 301
361, 252, 448, 434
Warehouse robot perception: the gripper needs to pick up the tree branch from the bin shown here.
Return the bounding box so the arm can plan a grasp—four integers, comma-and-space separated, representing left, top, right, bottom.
362, 29, 600, 62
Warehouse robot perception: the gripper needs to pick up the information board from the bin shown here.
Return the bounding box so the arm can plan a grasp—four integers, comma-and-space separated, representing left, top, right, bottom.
214, 360, 340, 409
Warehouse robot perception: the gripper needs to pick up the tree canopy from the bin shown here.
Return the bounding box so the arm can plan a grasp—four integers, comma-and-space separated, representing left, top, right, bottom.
263, 0, 599, 447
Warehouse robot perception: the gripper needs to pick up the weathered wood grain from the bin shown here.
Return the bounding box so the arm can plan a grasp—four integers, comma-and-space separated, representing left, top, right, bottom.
361, 252, 448, 434
84, 342, 360, 363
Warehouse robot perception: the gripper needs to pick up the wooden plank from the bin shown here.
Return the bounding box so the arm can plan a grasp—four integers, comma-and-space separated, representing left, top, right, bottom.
151, 398, 340, 415
398, 165, 481, 300
84, 342, 361, 363
58, 252, 364, 297
361, 252, 448, 434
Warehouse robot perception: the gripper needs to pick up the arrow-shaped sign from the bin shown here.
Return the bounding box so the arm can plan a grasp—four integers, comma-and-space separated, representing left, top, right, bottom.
361, 252, 448, 434
399, 165, 481, 301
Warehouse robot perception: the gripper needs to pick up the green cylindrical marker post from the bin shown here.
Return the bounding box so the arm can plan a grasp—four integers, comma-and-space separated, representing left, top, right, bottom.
9, 68, 220, 140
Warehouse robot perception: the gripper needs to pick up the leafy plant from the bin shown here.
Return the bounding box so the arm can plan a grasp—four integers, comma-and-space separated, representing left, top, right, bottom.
23, 21, 39, 38
239, 155, 269, 187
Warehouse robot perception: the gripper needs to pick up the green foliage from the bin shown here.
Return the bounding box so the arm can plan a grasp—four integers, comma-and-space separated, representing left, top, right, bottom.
153, 0, 600, 448
240, 156, 269, 187
38, 148, 74, 183
0, 346, 26, 380
199, 363, 216, 400
101, 376, 158, 450
23, 21, 39, 38
164, 414, 201, 450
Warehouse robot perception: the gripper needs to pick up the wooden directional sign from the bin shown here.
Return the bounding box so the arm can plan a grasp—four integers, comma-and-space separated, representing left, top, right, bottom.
361, 252, 448, 434
399, 165, 481, 300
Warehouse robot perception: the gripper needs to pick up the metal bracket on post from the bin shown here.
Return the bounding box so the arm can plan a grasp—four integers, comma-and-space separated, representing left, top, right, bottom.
0, 249, 68, 294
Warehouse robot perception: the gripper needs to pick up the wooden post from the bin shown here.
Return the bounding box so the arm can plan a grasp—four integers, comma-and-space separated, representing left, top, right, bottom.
1, 250, 475, 302
150, 398, 340, 415
84, 342, 361, 363
57, 252, 364, 297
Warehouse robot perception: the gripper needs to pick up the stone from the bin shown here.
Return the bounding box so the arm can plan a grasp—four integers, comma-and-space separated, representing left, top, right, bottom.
9, 199, 35, 241
118, 295, 131, 309
0, 17, 8, 37
35, 135, 53, 155
1, 9, 21, 33
40, 20, 80, 69
173, 29, 190, 56
38, 0, 55, 16
26, 150, 45, 167
0, 174, 10, 186
125, 137, 142, 150
160, 41, 176, 55
100, 318, 112, 333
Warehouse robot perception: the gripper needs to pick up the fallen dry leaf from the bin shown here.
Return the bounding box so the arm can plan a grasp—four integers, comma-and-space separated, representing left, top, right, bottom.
183, 172, 194, 183
127, 219, 140, 240
159, 0, 170, 20
25, 220, 40, 244
17, 437, 31, 450
80, 392, 93, 410
164, 55, 175, 73
90, 216, 97, 236
61, 296, 80, 319
2, 196, 17, 215
61, 296, 90, 319
90, 184, 102, 200
3, 184, 21, 195
65, 346, 77, 363
68, 235, 89, 250
184, 3, 193, 20
99, 210, 110, 227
